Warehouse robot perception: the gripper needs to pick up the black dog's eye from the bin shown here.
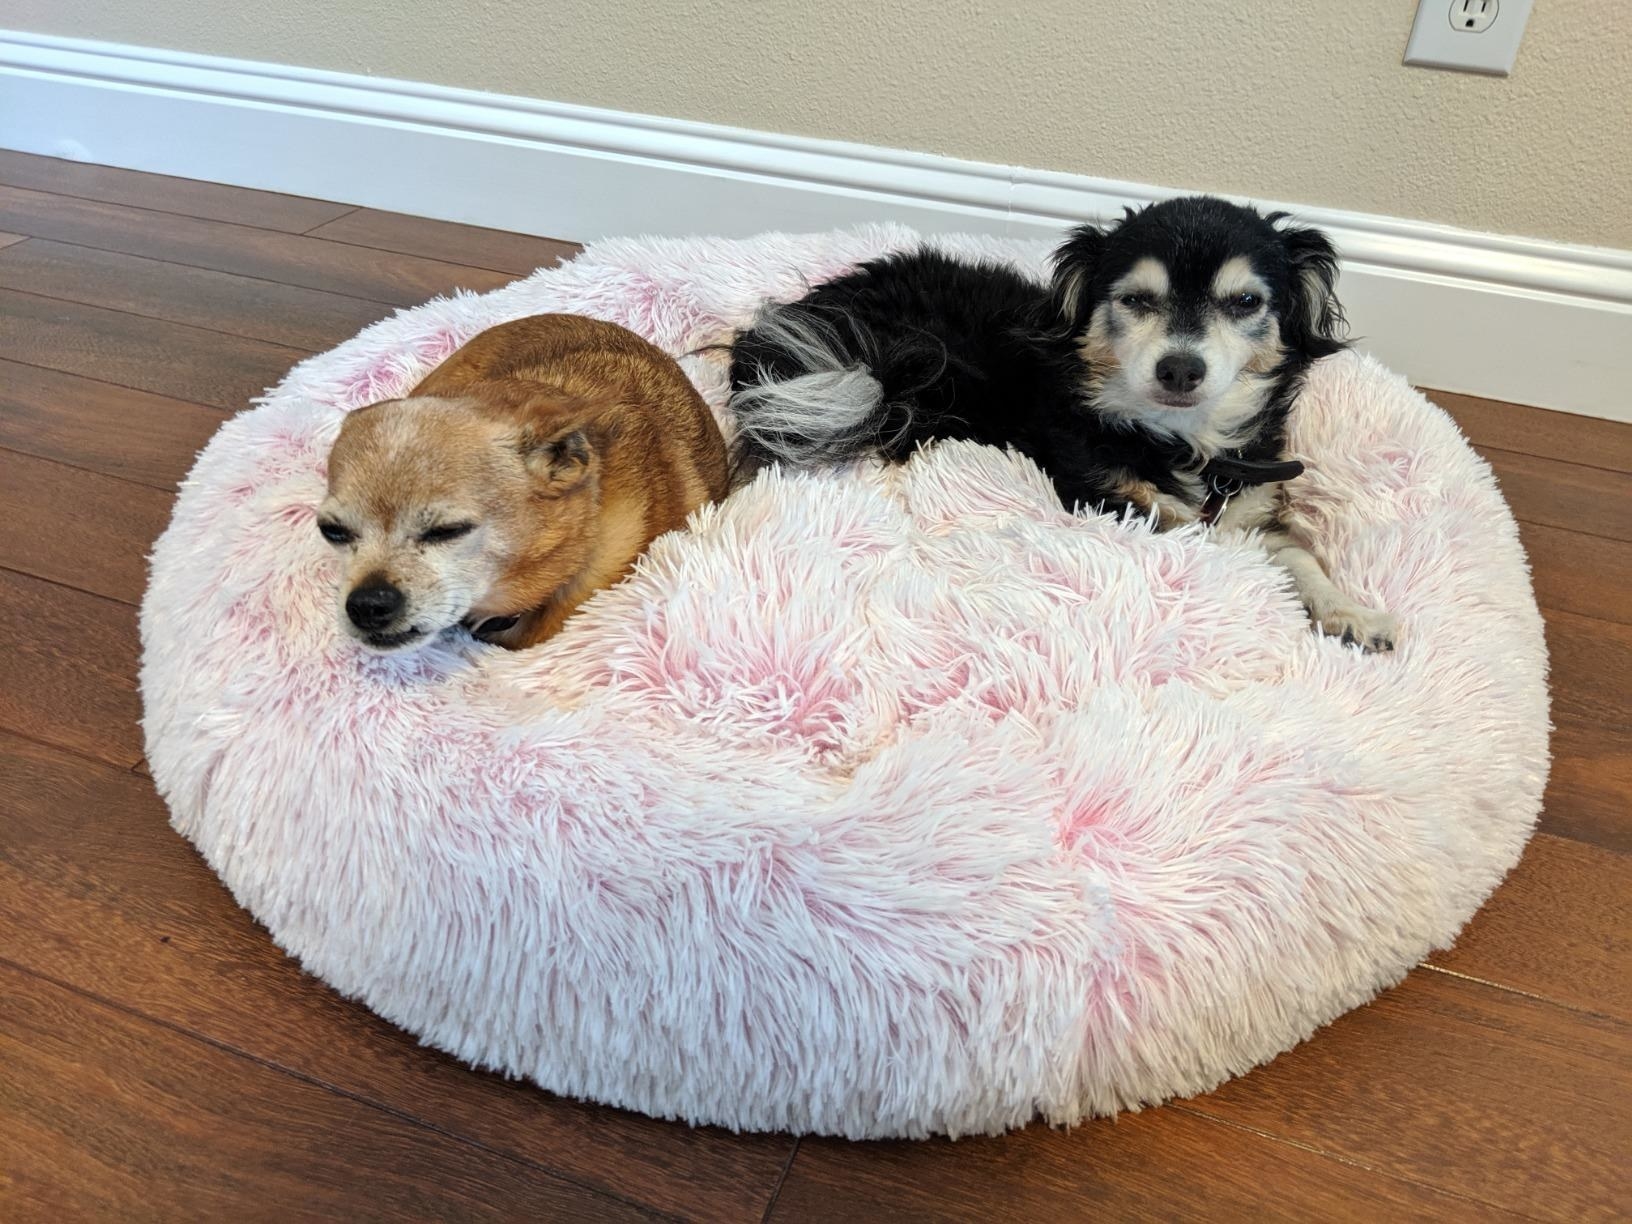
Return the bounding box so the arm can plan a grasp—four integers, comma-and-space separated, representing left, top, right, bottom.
1225, 291, 1263, 316
317, 520, 354, 545
419, 522, 476, 545
1118, 292, 1156, 313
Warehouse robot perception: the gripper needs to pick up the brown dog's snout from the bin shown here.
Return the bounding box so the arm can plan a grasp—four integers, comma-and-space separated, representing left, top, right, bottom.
346, 578, 405, 631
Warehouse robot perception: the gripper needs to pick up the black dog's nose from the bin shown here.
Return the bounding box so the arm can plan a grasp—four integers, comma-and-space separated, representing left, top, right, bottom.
1156, 351, 1207, 394
346, 581, 405, 631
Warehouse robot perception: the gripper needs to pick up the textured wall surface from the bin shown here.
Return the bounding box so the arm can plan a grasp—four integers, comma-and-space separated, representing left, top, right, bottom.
11, 0, 1628, 246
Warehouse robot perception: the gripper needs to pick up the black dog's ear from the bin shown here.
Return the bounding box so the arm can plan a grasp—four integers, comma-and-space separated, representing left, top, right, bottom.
1050, 223, 1106, 328
1270, 212, 1348, 359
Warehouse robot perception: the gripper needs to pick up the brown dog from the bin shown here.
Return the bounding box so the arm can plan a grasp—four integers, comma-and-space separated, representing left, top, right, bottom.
318, 314, 729, 652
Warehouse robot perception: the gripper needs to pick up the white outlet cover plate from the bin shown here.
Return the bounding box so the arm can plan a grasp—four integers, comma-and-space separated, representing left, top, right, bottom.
1404, 0, 1533, 76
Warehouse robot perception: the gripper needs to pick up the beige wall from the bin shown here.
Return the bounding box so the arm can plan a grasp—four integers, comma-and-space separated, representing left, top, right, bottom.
13, 0, 1629, 247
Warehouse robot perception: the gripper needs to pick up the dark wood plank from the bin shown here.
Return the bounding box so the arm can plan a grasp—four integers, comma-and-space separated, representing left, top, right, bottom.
0, 149, 356, 233
0, 184, 514, 306
0, 360, 224, 491
0, 734, 793, 1221
1548, 610, 1632, 731
307, 208, 580, 275
1544, 719, 1632, 854
0, 231, 23, 249
0, 573, 142, 768
1429, 833, 1631, 1023
1540, 611, 1632, 853
1426, 388, 1632, 475
1479, 446, 1632, 542
0, 450, 172, 604
0, 239, 395, 351
1522, 522, 1631, 625
771, 1105, 1505, 1223
0, 288, 302, 410
1186, 971, 1632, 1221
0, 966, 659, 1223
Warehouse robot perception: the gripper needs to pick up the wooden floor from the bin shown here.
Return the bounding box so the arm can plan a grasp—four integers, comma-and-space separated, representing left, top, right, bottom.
0, 151, 1627, 1223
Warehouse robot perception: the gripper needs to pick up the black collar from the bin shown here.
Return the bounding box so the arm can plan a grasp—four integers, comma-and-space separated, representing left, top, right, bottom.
1201, 455, 1306, 490
1197, 455, 1305, 526
465, 613, 521, 642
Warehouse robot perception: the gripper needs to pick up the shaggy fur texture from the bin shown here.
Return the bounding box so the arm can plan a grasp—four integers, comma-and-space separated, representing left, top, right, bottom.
140, 225, 1550, 1140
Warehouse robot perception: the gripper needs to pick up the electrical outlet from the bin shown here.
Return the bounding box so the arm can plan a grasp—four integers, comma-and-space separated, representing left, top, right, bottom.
1452, 0, 1500, 34
1404, 0, 1533, 76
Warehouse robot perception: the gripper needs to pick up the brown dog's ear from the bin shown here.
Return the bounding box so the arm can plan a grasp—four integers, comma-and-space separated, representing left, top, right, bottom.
518, 421, 597, 495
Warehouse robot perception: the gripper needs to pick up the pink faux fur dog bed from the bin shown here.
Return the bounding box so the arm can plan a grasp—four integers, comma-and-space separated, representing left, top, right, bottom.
140, 226, 1549, 1139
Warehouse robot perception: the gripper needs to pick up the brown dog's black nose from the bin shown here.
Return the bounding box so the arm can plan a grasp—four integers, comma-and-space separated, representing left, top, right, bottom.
347, 581, 405, 631
1156, 351, 1207, 393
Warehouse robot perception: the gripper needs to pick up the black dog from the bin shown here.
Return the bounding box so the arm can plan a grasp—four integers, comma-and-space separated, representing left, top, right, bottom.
728, 196, 1397, 651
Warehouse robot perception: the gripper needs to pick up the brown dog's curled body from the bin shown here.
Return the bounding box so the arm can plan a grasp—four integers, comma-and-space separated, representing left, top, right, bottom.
320, 314, 729, 652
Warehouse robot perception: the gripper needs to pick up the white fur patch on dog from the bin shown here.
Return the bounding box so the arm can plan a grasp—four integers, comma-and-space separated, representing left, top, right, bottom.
140, 225, 1549, 1140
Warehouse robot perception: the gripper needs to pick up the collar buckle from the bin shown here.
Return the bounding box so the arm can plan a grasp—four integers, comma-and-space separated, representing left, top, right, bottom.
1200, 480, 1236, 527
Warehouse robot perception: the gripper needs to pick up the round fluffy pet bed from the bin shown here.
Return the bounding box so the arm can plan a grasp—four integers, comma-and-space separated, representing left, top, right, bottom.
141, 226, 1549, 1139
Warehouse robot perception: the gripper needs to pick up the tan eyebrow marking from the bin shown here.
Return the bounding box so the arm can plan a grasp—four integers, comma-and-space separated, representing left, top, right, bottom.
1211, 256, 1268, 299
1115, 258, 1170, 298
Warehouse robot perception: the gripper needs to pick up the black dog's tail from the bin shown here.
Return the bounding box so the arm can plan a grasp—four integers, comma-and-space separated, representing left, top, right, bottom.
727, 302, 940, 471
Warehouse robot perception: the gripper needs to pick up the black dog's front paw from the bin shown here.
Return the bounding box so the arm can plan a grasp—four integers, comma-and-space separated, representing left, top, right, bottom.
1316, 605, 1400, 654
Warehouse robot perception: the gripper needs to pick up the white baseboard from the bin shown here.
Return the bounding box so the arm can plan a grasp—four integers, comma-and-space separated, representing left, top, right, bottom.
3, 30, 1629, 421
